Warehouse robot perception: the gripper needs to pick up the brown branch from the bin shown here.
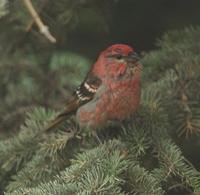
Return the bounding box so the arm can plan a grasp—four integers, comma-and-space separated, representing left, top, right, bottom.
25, 0, 48, 32
22, 0, 56, 43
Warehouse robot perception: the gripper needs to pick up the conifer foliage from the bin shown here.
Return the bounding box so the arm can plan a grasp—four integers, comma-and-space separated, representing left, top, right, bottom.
0, 1, 200, 194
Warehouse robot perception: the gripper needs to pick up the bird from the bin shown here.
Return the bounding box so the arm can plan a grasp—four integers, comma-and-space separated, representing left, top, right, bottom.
46, 44, 142, 131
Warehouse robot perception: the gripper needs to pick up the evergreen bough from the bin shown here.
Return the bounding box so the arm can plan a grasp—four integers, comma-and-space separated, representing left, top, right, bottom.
0, 3, 200, 193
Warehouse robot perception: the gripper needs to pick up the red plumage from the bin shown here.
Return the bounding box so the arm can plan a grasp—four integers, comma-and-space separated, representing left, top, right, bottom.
46, 44, 142, 131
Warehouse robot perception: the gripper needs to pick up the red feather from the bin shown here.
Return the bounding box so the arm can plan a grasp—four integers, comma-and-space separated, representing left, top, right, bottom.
46, 44, 142, 130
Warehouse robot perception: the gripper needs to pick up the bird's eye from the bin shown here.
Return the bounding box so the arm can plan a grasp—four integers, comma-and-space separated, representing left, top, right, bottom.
115, 54, 123, 60
107, 54, 123, 60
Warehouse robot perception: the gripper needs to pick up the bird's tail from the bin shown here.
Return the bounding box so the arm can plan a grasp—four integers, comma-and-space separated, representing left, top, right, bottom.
45, 97, 80, 132
45, 114, 68, 132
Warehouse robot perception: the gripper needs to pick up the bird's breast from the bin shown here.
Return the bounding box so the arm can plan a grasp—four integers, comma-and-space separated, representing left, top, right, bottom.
76, 77, 141, 128
105, 77, 141, 120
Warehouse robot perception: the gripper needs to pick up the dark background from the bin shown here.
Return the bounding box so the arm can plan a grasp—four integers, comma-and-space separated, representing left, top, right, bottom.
66, 0, 200, 56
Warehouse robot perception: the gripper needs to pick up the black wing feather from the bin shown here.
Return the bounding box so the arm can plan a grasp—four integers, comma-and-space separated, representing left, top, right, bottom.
45, 73, 101, 131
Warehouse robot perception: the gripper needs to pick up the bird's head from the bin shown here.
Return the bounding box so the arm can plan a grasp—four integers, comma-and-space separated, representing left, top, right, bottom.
92, 44, 142, 79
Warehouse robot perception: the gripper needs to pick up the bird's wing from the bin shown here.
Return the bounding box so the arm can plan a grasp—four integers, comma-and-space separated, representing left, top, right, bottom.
45, 73, 102, 131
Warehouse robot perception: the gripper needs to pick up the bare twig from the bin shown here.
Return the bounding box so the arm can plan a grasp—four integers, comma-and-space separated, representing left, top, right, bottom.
25, 0, 48, 32
22, 0, 56, 43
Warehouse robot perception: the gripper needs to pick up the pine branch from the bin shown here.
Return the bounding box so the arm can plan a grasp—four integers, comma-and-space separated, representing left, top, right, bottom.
0, 108, 54, 187
154, 138, 200, 193
127, 164, 164, 195
7, 140, 128, 195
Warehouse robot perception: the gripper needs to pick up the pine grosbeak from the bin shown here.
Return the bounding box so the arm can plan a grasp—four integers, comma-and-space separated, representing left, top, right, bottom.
47, 44, 142, 130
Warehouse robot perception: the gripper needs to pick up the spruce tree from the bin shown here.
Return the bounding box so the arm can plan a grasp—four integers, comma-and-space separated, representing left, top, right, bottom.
0, 1, 200, 194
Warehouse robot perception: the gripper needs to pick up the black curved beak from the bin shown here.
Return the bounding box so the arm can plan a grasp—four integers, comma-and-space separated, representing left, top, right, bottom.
126, 52, 140, 62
